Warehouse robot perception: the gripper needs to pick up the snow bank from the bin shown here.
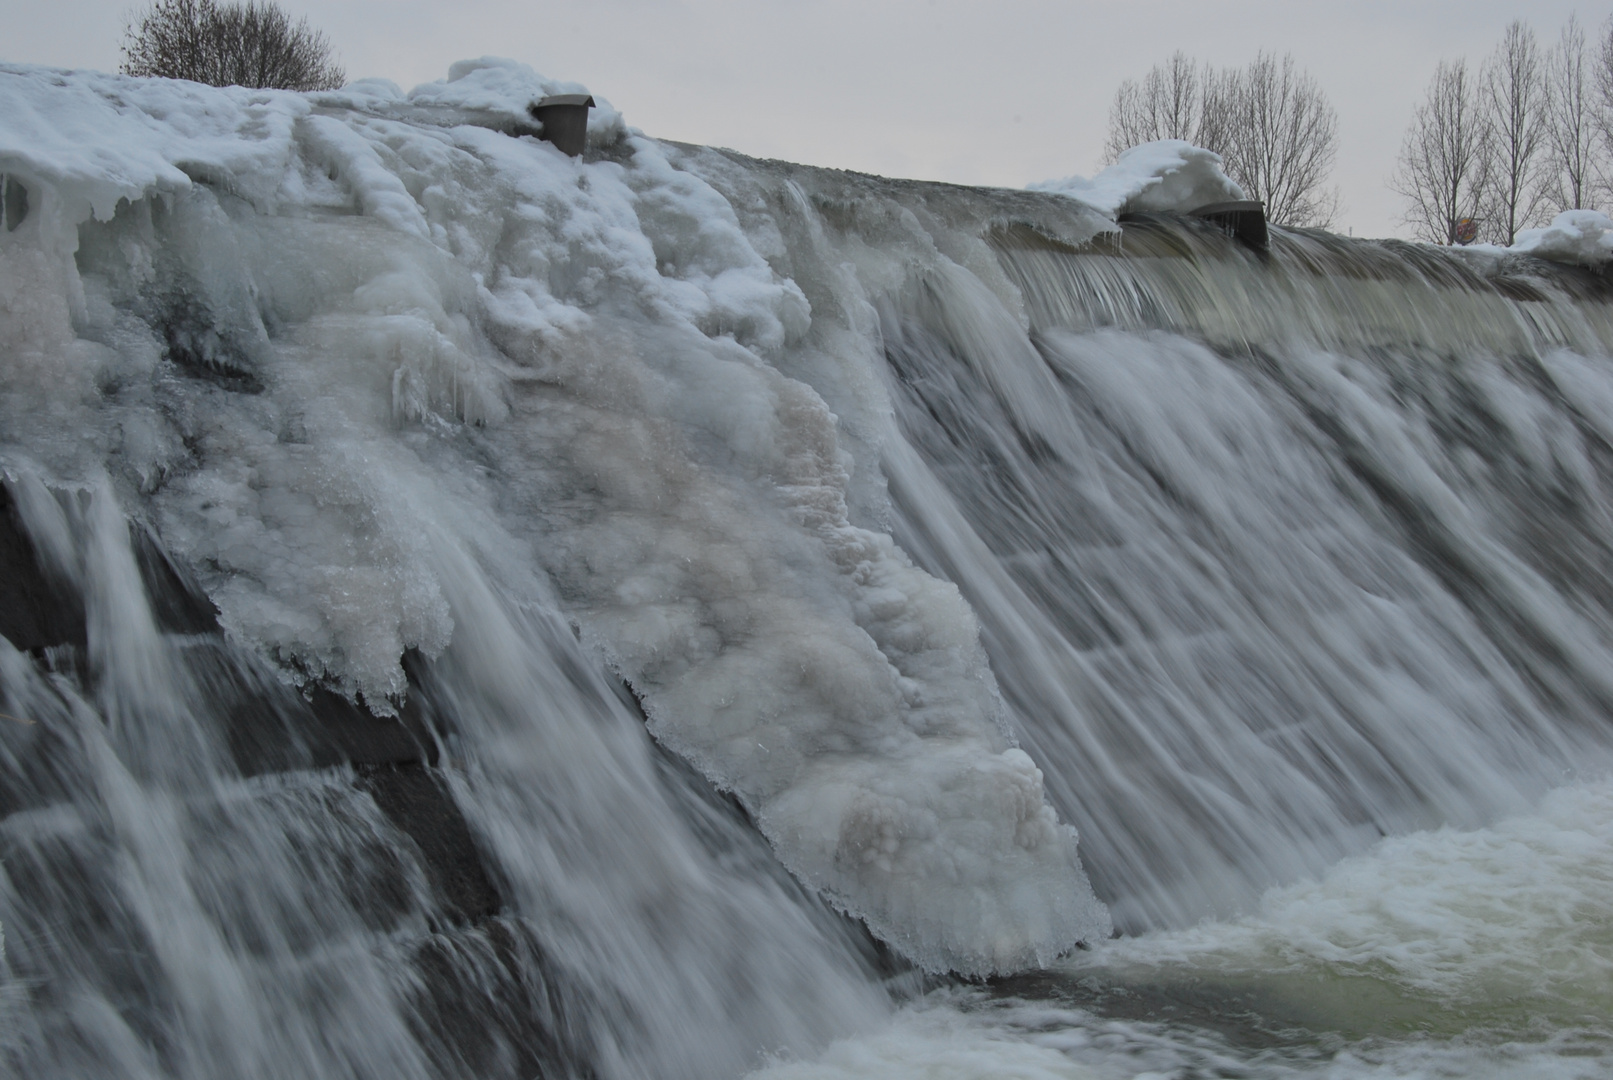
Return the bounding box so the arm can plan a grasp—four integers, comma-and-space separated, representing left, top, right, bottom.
0, 60, 1108, 975
1030, 140, 1246, 218
1511, 208, 1613, 267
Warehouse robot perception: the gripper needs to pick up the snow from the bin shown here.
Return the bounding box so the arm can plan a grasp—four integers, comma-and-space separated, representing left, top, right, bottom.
1510, 208, 1613, 267
0, 66, 305, 221
1029, 140, 1246, 218
0, 59, 1109, 975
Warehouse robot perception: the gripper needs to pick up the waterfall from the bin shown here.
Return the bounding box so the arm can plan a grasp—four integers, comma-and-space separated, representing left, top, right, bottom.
672, 147, 1613, 930
4, 60, 1613, 1080
882, 216, 1613, 929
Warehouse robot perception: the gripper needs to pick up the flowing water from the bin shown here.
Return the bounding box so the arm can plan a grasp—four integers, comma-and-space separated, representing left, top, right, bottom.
2, 63, 1612, 1079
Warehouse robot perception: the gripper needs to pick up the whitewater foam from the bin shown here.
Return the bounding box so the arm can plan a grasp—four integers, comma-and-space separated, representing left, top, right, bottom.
1082, 778, 1613, 1018
10, 55, 1613, 1080
751, 780, 1613, 1079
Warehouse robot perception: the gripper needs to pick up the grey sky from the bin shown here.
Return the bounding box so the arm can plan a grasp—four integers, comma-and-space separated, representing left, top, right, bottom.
1, 0, 1603, 238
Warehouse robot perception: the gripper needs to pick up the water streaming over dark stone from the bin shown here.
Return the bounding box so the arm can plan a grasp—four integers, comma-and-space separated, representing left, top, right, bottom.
0, 474, 890, 1079
859, 211, 1613, 929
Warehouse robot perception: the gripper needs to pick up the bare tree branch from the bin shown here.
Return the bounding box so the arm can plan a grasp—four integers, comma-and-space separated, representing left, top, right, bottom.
1103, 52, 1208, 163
1217, 53, 1340, 228
1591, 14, 1613, 207
1543, 13, 1599, 210
1102, 52, 1339, 228
1194, 66, 1239, 165
1392, 59, 1492, 244
1479, 20, 1548, 245
121, 0, 344, 92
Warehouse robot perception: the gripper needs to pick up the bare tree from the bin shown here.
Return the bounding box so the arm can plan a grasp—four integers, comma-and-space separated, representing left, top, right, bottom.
1216, 52, 1340, 228
1479, 20, 1548, 245
1103, 52, 1340, 228
1543, 13, 1599, 210
1393, 59, 1492, 244
1193, 66, 1240, 166
121, 0, 344, 91
1592, 14, 1613, 203
1103, 52, 1209, 162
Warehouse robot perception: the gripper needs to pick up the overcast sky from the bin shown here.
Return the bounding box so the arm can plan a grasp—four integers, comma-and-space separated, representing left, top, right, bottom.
1, 0, 1603, 238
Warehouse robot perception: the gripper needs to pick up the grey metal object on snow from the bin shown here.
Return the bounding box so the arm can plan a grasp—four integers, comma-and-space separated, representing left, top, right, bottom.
3, 174, 27, 232
529, 94, 596, 157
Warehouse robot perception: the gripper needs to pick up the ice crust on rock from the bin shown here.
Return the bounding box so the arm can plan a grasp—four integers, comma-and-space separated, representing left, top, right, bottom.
0, 61, 1109, 974
1030, 140, 1247, 219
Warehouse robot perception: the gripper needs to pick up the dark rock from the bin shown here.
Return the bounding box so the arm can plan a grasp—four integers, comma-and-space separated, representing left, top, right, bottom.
404, 918, 599, 1080
130, 522, 220, 636
304, 685, 439, 769
157, 292, 264, 392
0, 484, 88, 654
356, 762, 502, 923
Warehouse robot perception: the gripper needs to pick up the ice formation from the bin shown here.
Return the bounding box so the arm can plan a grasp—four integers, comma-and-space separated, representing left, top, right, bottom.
0, 59, 1109, 974
1029, 140, 1246, 218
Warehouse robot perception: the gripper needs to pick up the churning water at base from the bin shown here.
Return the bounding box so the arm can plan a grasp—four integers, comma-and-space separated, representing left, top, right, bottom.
3, 61, 1613, 1079
753, 778, 1613, 1079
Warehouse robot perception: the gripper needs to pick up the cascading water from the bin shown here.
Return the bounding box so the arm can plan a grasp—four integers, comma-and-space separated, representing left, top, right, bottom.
0, 471, 893, 1080
3, 60, 1611, 1079
881, 218, 1613, 929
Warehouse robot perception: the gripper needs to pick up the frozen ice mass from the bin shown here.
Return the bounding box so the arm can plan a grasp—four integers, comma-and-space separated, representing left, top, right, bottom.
0, 57, 1108, 977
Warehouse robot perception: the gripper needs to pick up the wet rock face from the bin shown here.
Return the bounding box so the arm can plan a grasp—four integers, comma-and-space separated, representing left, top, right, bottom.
0, 485, 589, 1080
0, 482, 444, 777
0, 485, 87, 655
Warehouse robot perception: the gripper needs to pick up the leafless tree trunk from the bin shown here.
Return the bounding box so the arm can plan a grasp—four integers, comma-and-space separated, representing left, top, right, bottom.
1216, 53, 1340, 228
1543, 14, 1600, 210
1103, 52, 1339, 228
1592, 15, 1613, 203
1103, 52, 1209, 163
121, 0, 344, 92
1479, 21, 1548, 245
1393, 59, 1492, 244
